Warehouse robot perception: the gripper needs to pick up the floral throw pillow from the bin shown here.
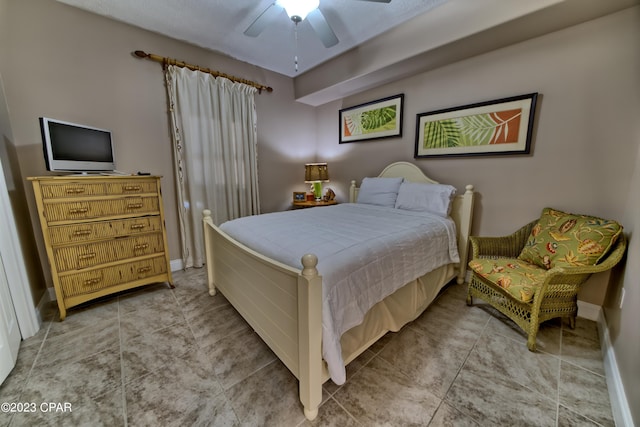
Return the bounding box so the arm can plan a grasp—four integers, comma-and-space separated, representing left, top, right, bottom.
518, 208, 623, 270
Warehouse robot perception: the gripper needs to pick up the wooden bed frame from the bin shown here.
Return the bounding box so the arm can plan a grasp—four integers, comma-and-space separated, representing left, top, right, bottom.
202, 161, 475, 420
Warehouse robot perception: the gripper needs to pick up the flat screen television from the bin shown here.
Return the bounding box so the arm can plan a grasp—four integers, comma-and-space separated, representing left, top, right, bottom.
39, 117, 116, 173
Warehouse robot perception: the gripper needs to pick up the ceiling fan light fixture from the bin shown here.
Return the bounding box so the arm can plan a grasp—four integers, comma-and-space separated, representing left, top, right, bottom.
277, 0, 319, 22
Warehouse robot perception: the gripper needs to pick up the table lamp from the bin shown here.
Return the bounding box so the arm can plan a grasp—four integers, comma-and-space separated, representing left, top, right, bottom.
305, 163, 329, 201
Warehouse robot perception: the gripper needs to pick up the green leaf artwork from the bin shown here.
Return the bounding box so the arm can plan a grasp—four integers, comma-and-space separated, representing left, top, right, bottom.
344, 106, 397, 136
422, 108, 522, 149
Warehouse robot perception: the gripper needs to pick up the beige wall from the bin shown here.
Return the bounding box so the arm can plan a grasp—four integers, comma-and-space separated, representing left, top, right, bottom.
316, 7, 640, 420
0, 0, 46, 306
604, 123, 640, 424
0, 0, 317, 301
317, 7, 639, 304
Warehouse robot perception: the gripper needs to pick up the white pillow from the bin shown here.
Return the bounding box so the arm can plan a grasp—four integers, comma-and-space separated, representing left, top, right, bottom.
394, 182, 457, 217
356, 177, 404, 207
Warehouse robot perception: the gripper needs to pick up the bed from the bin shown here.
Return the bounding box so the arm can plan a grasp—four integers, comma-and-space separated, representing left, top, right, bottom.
202, 161, 475, 420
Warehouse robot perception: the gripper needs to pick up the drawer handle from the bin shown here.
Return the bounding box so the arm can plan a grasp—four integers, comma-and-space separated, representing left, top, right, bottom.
66, 188, 86, 194
78, 252, 97, 260
69, 207, 88, 214
73, 229, 92, 236
124, 185, 142, 191
127, 203, 143, 209
137, 266, 151, 273
134, 243, 149, 251
83, 278, 101, 286
130, 224, 145, 230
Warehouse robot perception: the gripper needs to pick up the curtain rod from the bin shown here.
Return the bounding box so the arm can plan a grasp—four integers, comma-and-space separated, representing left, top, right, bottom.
133, 50, 273, 94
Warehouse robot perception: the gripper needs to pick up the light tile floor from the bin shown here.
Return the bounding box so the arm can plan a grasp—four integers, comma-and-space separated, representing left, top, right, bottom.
0, 267, 614, 426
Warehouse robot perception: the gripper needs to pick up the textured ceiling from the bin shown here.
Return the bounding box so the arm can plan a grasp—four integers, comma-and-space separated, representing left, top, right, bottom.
54, 0, 639, 105
56, 0, 449, 77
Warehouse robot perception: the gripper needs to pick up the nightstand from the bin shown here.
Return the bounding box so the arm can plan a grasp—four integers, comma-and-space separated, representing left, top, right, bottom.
292, 200, 338, 209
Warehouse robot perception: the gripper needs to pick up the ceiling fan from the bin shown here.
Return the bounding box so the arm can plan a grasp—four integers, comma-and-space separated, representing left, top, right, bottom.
244, 0, 392, 49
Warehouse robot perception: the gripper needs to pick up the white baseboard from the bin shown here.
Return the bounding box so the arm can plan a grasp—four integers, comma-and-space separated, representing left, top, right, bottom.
35, 287, 55, 321
170, 259, 184, 272
577, 301, 632, 425
597, 310, 633, 427
576, 300, 600, 321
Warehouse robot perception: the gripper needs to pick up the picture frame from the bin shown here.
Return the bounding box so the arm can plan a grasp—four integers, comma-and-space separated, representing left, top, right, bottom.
293, 191, 307, 202
339, 94, 404, 143
414, 93, 538, 158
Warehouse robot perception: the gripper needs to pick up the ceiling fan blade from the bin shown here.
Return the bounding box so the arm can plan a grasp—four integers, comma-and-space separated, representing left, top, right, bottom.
244, 2, 281, 37
307, 9, 339, 48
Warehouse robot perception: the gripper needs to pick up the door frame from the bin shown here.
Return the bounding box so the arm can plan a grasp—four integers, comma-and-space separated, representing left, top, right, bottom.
0, 158, 39, 339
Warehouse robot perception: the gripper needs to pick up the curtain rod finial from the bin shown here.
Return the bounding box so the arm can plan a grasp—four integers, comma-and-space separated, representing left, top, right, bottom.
134, 50, 148, 58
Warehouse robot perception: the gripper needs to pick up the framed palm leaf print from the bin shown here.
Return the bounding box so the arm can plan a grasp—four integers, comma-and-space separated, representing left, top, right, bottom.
415, 93, 538, 158
339, 94, 404, 143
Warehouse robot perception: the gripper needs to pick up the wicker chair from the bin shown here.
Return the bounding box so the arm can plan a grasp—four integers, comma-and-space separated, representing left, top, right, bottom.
466, 219, 627, 351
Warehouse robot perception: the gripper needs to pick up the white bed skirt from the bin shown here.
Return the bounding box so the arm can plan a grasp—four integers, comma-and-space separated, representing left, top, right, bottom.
328, 263, 456, 380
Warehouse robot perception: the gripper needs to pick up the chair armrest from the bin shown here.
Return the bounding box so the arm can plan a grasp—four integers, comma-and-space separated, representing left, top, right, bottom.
545, 233, 627, 279
470, 220, 538, 259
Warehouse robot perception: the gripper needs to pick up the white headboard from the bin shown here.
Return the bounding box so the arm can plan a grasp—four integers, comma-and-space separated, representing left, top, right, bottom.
349, 161, 439, 202
348, 161, 475, 284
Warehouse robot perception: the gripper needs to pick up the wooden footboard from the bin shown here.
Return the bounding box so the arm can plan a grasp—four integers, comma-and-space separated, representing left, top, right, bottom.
202, 210, 323, 420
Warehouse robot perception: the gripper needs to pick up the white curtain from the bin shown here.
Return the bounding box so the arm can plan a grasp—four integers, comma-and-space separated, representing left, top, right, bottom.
165, 65, 260, 268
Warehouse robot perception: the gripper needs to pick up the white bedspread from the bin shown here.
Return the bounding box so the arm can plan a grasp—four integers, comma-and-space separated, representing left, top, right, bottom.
219, 203, 459, 384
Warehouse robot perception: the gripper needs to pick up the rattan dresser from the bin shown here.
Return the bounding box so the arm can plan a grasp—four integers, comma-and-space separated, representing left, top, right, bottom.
28, 175, 173, 320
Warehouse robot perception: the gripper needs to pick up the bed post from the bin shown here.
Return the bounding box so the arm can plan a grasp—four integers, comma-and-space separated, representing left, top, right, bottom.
297, 254, 322, 421
349, 180, 357, 203
455, 185, 475, 284
202, 209, 217, 296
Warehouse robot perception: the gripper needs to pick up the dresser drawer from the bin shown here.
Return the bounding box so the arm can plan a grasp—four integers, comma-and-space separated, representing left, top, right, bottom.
105, 180, 157, 196
40, 179, 158, 200
43, 196, 160, 223
59, 256, 168, 299
53, 233, 166, 272
48, 216, 163, 245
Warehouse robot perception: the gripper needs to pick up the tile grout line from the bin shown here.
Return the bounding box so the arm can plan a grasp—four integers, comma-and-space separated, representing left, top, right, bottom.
23, 316, 53, 389
220, 357, 278, 393
5, 315, 53, 427
327, 395, 363, 426
439, 311, 491, 425
555, 320, 564, 426
117, 296, 128, 427
170, 278, 244, 425
556, 321, 611, 426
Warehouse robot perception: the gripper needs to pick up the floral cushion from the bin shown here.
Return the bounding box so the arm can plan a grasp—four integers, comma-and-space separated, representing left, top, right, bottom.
468, 258, 547, 303
518, 208, 623, 270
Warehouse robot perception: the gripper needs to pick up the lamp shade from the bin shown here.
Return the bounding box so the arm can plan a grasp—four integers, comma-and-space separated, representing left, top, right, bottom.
305, 163, 329, 182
